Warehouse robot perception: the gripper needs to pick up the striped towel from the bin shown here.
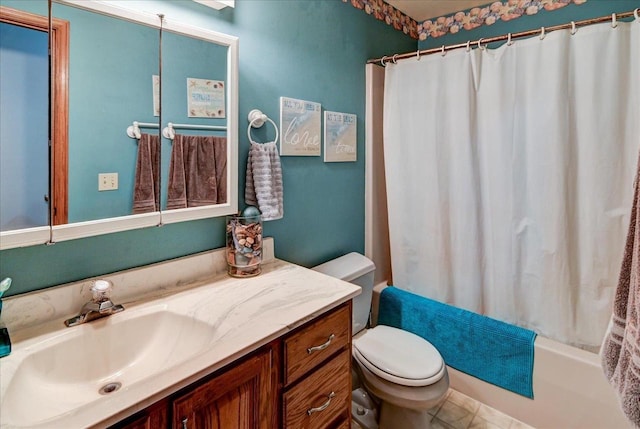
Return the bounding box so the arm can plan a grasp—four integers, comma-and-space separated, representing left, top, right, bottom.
245, 142, 283, 221
601, 152, 640, 428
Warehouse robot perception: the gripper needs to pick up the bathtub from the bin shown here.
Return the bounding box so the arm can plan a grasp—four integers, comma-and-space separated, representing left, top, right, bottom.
448, 335, 631, 429
370, 283, 631, 429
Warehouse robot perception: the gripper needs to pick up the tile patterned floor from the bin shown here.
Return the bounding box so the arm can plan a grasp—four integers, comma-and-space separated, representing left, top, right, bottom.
428, 389, 534, 429
352, 388, 535, 429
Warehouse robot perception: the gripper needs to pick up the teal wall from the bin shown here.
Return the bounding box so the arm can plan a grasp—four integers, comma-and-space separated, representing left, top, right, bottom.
0, 0, 415, 296
418, 0, 639, 50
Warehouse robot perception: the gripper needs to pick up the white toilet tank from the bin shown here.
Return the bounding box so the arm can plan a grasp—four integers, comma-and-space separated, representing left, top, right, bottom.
313, 252, 375, 335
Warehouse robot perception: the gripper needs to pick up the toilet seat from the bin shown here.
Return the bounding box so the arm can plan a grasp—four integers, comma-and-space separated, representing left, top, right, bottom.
353, 325, 445, 387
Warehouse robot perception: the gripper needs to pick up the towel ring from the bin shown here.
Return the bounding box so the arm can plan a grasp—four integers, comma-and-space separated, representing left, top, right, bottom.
247, 109, 278, 145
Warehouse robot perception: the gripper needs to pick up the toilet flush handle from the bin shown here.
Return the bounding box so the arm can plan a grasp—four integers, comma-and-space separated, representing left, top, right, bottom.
307, 334, 335, 354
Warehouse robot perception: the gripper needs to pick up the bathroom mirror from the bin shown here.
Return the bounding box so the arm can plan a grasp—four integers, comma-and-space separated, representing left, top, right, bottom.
50, 0, 238, 238
159, 21, 236, 225
0, 1, 52, 249
0, 0, 238, 249
49, 0, 162, 243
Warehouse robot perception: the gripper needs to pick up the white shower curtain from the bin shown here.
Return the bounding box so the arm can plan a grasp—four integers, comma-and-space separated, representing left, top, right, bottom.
383, 21, 639, 350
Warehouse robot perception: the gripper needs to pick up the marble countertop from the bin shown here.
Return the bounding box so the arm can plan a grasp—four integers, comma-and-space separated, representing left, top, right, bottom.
0, 243, 361, 428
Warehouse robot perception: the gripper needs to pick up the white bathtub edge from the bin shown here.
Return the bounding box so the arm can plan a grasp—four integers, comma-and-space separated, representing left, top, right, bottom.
448, 336, 631, 429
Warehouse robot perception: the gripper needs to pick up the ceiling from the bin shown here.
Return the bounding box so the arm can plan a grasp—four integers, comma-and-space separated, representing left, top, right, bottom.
385, 0, 491, 22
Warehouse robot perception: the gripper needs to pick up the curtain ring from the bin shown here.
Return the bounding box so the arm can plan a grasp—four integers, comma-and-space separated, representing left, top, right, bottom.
611, 13, 617, 28
441, 45, 446, 57
477, 38, 486, 51
416, 49, 421, 60
507, 33, 513, 46
466, 40, 471, 52
539, 27, 545, 40
392, 54, 398, 64
570, 21, 577, 35
380, 56, 387, 66
635, 8, 639, 22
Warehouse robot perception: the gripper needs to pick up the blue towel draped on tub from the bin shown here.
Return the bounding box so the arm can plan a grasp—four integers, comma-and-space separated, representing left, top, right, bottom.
378, 286, 537, 398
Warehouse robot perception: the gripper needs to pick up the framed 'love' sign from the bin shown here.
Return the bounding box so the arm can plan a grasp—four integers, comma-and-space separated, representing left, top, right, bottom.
279, 96, 321, 156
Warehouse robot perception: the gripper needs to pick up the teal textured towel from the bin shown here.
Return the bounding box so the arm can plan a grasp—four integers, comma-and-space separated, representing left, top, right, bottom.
0, 301, 10, 358
378, 286, 536, 398
0, 327, 10, 358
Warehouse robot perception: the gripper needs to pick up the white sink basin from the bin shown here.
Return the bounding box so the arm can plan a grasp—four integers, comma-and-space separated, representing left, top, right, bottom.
1, 307, 214, 427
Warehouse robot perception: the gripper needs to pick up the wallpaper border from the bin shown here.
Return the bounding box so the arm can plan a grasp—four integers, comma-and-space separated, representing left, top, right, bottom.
343, 0, 588, 41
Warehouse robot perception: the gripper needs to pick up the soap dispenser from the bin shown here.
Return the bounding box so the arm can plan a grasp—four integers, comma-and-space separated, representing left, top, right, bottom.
0, 277, 12, 358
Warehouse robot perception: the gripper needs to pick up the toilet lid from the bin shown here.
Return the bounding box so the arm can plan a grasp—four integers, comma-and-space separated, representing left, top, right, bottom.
353, 325, 445, 387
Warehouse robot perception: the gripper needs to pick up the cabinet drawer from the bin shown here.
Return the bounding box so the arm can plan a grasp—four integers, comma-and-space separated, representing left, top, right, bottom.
283, 349, 351, 429
284, 303, 351, 385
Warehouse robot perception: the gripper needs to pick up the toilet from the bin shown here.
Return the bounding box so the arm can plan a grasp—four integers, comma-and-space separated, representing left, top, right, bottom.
313, 253, 449, 429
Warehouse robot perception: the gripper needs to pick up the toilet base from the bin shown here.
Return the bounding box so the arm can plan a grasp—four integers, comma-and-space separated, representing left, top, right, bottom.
351, 392, 378, 429
379, 401, 433, 429
352, 356, 449, 429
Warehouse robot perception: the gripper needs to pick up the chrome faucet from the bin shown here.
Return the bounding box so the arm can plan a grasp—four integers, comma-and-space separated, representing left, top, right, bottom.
64, 280, 124, 327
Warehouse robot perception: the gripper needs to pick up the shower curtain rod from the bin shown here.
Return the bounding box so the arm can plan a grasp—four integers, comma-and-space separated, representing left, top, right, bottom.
368, 9, 638, 65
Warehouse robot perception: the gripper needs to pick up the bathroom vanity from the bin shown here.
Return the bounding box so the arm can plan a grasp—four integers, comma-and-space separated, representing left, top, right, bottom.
113, 302, 352, 429
0, 239, 360, 428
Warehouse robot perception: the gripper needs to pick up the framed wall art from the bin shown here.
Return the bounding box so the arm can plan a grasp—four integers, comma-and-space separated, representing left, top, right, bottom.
187, 78, 225, 118
279, 96, 321, 156
324, 111, 356, 162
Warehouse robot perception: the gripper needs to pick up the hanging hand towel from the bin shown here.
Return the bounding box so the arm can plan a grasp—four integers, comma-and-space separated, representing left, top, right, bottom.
601, 152, 640, 428
167, 134, 227, 210
133, 133, 159, 214
245, 142, 283, 221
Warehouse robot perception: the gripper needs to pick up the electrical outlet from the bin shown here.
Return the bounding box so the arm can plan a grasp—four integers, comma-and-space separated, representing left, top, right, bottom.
98, 173, 118, 191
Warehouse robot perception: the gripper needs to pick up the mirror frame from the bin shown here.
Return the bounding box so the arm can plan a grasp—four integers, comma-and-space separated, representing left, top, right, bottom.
0, 0, 238, 249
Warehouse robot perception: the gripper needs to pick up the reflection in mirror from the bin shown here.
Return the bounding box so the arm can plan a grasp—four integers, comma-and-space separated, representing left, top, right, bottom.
0, 1, 66, 249
157, 18, 238, 226
1, 1, 238, 249
0, 17, 49, 231
51, 1, 160, 223
161, 30, 228, 212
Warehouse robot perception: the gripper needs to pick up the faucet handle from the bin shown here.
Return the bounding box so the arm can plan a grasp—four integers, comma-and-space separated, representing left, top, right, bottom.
91, 280, 113, 302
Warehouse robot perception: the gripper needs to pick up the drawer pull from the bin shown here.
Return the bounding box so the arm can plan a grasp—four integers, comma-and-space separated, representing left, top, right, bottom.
307, 391, 336, 416
307, 334, 335, 354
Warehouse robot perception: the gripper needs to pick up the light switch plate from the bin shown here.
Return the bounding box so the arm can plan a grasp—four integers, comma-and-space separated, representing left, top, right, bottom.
98, 173, 118, 191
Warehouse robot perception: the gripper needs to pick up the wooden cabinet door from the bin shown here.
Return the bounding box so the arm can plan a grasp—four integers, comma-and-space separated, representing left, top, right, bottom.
109, 400, 168, 429
172, 349, 273, 429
